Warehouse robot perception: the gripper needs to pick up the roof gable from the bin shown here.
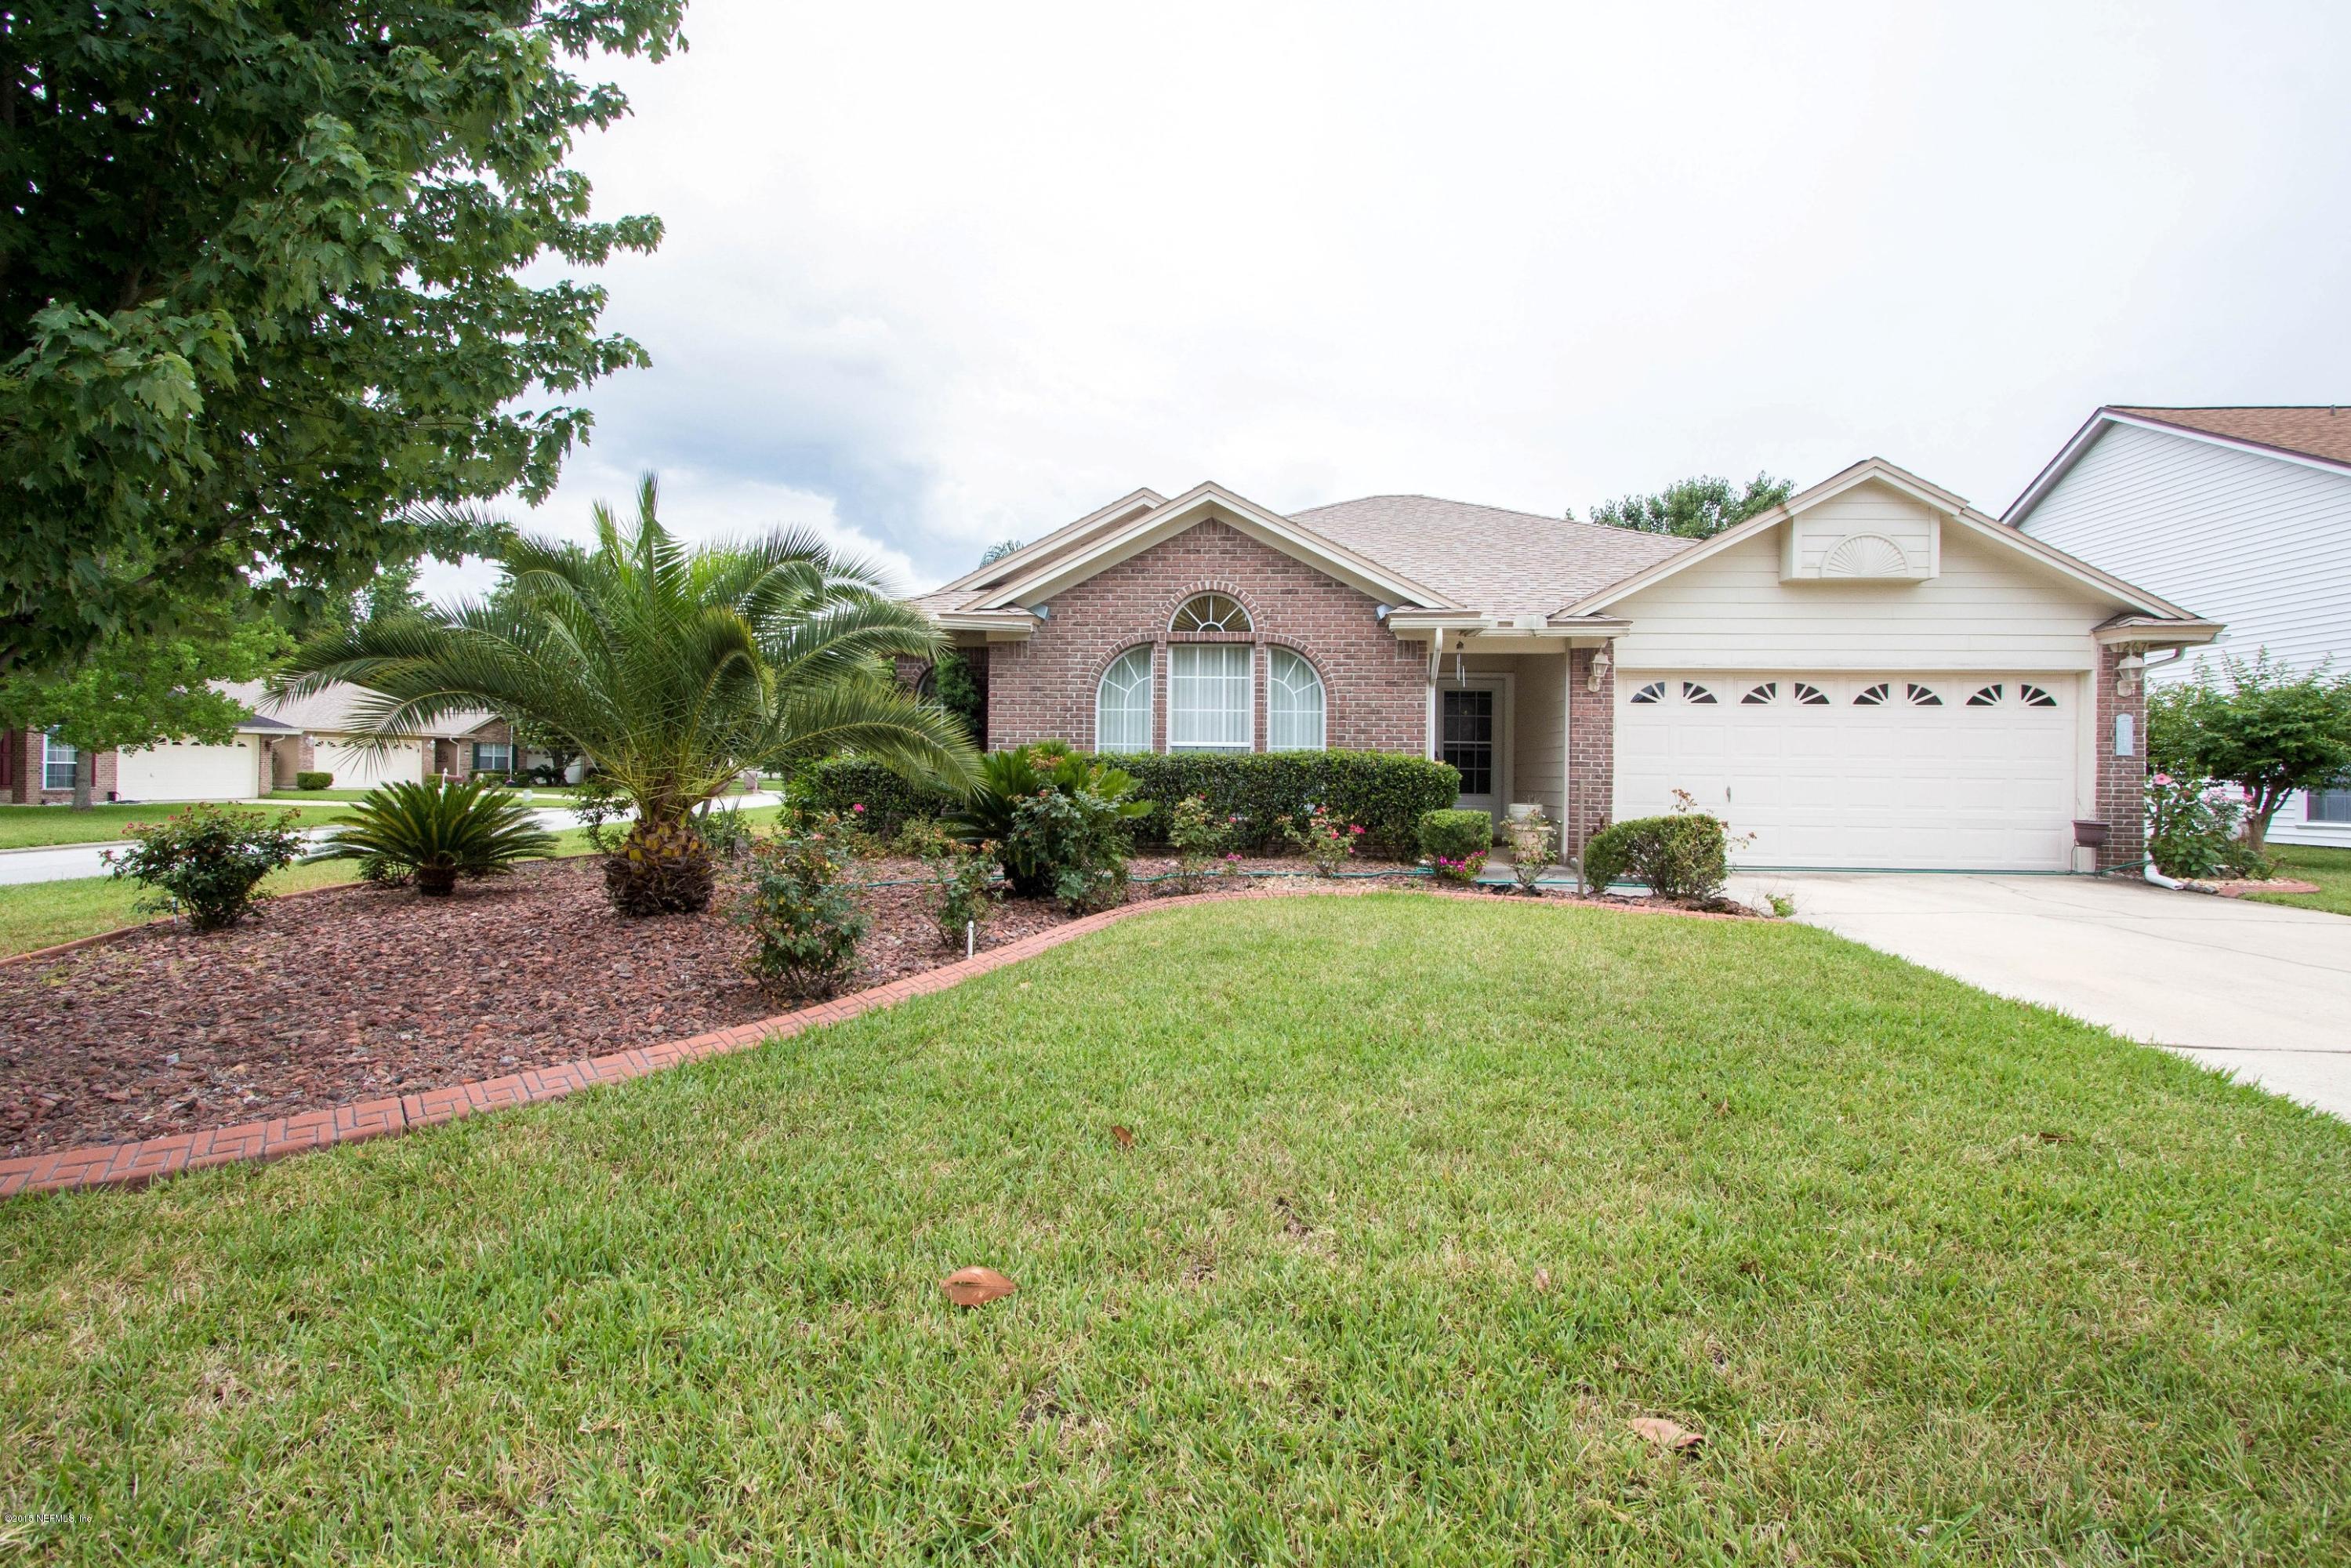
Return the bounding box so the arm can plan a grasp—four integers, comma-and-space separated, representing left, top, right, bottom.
968, 483, 1460, 612
1562, 456, 2205, 624
2005, 406, 2351, 524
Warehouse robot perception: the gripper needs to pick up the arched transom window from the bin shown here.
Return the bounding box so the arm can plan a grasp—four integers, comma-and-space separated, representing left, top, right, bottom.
1266, 648, 1325, 751
1170, 593, 1251, 634
1094, 646, 1153, 753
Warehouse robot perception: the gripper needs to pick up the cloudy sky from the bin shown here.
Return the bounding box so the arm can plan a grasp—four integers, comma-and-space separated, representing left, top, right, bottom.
430, 0, 2351, 599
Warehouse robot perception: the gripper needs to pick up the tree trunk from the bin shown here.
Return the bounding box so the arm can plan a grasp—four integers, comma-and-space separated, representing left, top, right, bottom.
71, 749, 93, 811
604, 811, 716, 916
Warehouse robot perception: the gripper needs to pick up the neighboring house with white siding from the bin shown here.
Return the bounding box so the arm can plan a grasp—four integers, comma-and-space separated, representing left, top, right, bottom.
912, 456, 2219, 874
2005, 406, 2351, 848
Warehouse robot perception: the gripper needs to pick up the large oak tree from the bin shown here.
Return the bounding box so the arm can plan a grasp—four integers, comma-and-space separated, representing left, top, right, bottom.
0, 0, 686, 679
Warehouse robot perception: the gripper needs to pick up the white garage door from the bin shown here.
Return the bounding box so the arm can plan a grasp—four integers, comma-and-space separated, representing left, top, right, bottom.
314, 739, 427, 790
1615, 674, 2079, 870
115, 739, 262, 801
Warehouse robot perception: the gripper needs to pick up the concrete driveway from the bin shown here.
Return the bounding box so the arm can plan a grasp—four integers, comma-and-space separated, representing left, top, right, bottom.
1727, 871, 2351, 1119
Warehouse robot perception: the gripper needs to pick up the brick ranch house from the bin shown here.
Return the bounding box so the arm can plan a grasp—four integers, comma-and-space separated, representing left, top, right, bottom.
909, 458, 2220, 873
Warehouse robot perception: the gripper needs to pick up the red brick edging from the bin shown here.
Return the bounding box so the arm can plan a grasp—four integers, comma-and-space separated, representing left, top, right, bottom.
0, 883, 1743, 1200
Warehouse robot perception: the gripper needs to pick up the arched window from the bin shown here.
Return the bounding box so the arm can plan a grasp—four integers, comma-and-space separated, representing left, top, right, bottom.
1170, 593, 1251, 633
1168, 644, 1254, 750
1095, 646, 1153, 753
1266, 648, 1325, 751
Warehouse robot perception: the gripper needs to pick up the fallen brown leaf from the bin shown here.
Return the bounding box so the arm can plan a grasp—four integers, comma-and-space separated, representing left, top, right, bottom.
1110, 1124, 1134, 1149
1628, 1416, 1703, 1453
941, 1266, 1018, 1308
1533, 1268, 1552, 1292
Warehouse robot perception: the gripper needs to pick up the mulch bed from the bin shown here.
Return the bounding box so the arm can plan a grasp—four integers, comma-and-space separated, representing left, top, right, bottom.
0, 853, 1428, 1157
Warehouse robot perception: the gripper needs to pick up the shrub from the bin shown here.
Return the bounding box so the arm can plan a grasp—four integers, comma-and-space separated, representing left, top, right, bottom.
571, 773, 631, 854
898, 819, 1000, 950
293, 770, 332, 791
1418, 808, 1493, 882
737, 816, 865, 999
1166, 794, 1239, 893
1580, 811, 1730, 902
1007, 786, 1135, 913
1502, 807, 1555, 894
2147, 771, 2271, 880
106, 806, 309, 931
955, 744, 1148, 897
1278, 804, 1364, 877
809, 749, 1457, 858
694, 800, 757, 861
310, 778, 558, 896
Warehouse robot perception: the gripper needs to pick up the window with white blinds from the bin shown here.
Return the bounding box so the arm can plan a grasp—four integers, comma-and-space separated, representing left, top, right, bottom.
1168, 643, 1254, 750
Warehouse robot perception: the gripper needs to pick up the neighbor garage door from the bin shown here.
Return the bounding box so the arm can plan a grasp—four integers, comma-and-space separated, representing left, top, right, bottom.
1614, 673, 2078, 870
114, 739, 263, 801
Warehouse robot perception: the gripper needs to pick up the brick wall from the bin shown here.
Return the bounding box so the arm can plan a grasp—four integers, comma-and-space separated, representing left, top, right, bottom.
1565, 648, 1615, 857
984, 520, 1428, 753
2092, 645, 2148, 871
5, 729, 118, 803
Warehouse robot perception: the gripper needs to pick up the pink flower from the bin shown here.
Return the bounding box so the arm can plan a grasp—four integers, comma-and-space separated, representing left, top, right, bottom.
1350, 824, 1366, 834
851, 803, 865, 814
2153, 773, 2172, 786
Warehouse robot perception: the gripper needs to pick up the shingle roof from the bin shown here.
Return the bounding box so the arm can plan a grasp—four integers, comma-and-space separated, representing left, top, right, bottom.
1288, 495, 1696, 619
913, 488, 1696, 622
221, 681, 503, 739
2111, 405, 2351, 469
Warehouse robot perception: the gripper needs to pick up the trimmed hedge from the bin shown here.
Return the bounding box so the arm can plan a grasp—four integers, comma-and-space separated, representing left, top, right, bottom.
1417, 808, 1493, 864
1580, 811, 1729, 900
803, 750, 1460, 858
294, 771, 332, 791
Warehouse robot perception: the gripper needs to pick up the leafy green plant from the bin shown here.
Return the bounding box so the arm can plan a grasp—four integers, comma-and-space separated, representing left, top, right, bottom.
694, 801, 756, 861
571, 774, 629, 855
1767, 893, 1796, 919
1581, 808, 1730, 902
955, 743, 1148, 897
2146, 772, 2271, 880
2151, 655, 2351, 853
1277, 804, 1364, 877
1501, 808, 1555, 894
294, 771, 332, 791
277, 476, 974, 916
105, 806, 309, 931
1418, 809, 1493, 882
1007, 787, 1135, 913
1166, 795, 1239, 894
736, 816, 866, 1000
309, 778, 557, 897
898, 820, 1000, 950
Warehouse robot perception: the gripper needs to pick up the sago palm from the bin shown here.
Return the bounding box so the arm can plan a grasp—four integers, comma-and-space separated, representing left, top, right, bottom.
277, 475, 977, 914
310, 778, 557, 896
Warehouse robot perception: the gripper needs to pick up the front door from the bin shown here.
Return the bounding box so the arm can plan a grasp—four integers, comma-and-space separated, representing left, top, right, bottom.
1439, 681, 1507, 819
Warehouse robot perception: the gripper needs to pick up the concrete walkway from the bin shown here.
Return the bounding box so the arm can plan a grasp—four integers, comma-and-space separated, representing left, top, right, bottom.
1729, 870, 2351, 1119
0, 793, 782, 887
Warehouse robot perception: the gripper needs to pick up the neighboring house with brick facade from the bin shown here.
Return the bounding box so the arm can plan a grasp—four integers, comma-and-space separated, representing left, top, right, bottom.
911, 458, 2218, 873
0, 683, 535, 807
2006, 405, 2351, 848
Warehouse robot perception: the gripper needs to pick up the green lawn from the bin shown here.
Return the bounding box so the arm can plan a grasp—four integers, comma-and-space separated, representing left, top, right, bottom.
2251, 844, 2351, 916
0, 800, 358, 851
4, 897, 2346, 1563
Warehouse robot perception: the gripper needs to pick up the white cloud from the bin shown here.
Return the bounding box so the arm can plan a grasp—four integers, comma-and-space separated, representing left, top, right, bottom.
499, 0, 2351, 590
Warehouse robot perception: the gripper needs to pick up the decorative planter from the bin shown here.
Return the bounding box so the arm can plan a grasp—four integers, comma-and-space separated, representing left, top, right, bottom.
2072, 818, 2110, 848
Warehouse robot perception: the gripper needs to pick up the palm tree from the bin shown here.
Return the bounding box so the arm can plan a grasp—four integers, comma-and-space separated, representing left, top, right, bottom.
276, 475, 977, 915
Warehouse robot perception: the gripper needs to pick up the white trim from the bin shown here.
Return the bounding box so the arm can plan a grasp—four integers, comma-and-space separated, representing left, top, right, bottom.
923, 488, 1167, 602
1558, 456, 2207, 625
2005, 409, 2351, 524
40, 732, 78, 793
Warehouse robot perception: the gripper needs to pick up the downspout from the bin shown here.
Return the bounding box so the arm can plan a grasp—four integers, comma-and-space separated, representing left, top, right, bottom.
2139, 644, 2190, 890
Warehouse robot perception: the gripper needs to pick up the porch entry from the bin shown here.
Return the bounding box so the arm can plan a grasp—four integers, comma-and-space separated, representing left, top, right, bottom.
1438, 678, 1508, 818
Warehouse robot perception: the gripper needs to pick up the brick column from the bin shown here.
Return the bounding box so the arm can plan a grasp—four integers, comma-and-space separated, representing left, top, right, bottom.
2092, 645, 2148, 872
1565, 648, 1615, 858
